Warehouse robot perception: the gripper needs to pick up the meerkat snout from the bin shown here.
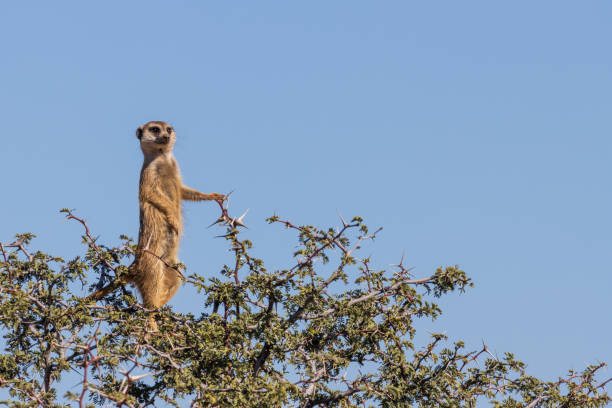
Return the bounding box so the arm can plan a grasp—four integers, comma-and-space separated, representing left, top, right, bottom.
137, 121, 177, 155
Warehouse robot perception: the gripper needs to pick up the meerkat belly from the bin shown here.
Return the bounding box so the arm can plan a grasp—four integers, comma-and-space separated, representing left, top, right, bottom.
154, 172, 182, 252
138, 204, 175, 243
133, 206, 174, 281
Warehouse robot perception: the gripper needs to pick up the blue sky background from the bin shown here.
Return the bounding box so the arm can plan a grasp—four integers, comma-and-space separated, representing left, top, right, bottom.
1, 0, 611, 398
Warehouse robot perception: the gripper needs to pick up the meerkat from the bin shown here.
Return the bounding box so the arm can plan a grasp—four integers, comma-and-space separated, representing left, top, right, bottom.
89, 121, 224, 330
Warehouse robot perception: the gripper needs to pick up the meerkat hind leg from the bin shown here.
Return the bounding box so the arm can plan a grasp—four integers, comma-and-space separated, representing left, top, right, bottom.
140, 291, 162, 332
159, 267, 182, 305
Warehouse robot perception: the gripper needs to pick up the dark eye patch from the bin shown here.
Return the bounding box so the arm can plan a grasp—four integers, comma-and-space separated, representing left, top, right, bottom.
150, 126, 160, 134
166, 127, 172, 133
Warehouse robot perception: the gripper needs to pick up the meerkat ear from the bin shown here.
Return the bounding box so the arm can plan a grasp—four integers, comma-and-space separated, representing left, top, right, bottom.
136, 126, 143, 139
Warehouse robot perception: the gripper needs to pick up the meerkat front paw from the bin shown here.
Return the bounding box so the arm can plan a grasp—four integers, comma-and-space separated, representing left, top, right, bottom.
167, 216, 181, 232
209, 193, 225, 202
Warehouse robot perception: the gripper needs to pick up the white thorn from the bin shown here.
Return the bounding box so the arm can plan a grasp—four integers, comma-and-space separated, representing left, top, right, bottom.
232, 208, 249, 228
337, 210, 348, 227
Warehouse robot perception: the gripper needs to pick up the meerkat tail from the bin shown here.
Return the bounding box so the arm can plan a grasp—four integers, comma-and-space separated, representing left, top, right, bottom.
87, 277, 129, 301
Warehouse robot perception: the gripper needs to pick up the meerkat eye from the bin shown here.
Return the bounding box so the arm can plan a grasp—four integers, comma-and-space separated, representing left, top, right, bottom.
150, 126, 160, 134
166, 127, 172, 133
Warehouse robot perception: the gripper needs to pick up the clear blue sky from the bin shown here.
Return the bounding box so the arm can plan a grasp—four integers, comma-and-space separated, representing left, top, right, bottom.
2, 0, 611, 393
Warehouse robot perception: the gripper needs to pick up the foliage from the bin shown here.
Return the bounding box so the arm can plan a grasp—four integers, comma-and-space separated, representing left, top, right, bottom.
0, 210, 609, 407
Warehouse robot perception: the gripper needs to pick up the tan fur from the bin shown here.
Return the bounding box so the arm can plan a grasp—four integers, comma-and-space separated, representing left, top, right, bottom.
89, 121, 223, 330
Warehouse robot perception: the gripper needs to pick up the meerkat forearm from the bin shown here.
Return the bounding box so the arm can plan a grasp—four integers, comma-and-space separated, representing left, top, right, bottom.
140, 187, 177, 217
181, 186, 224, 202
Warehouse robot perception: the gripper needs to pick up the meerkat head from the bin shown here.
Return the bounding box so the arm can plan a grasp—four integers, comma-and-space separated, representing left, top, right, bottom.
136, 121, 176, 156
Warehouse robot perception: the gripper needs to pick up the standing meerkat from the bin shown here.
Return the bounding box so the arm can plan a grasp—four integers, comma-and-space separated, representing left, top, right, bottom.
90, 121, 224, 330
